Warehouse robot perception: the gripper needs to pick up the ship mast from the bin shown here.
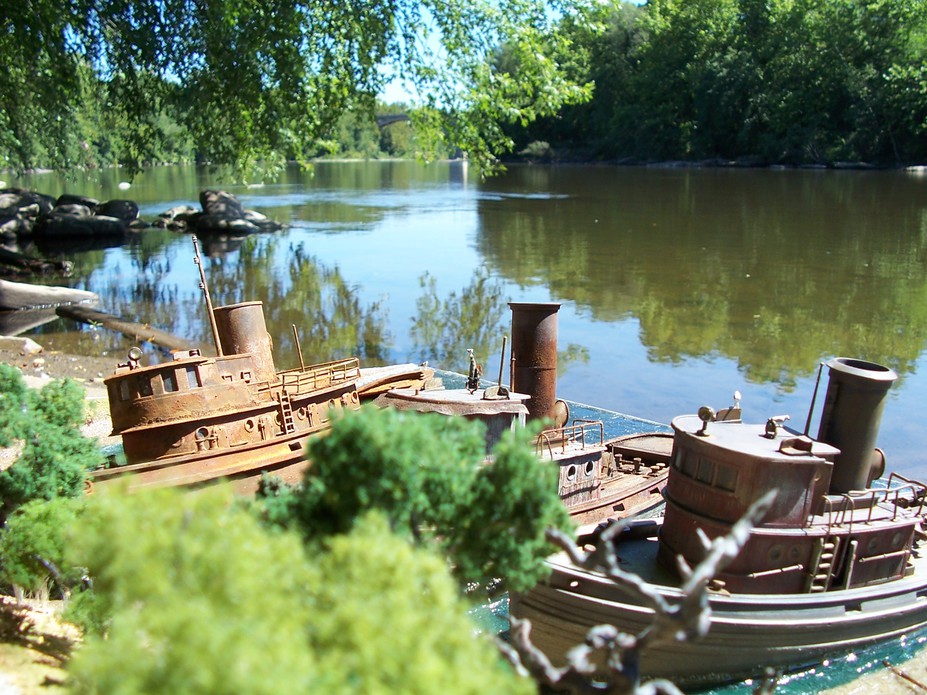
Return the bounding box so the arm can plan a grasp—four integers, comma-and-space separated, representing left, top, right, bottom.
192, 235, 224, 356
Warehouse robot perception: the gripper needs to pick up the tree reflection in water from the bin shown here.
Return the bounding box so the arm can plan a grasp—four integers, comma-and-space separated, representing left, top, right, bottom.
410, 269, 589, 377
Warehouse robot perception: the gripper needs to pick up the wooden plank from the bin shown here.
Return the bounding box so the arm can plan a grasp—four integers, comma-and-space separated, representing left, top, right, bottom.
56, 305, 197, 352
0, 278, 99, 310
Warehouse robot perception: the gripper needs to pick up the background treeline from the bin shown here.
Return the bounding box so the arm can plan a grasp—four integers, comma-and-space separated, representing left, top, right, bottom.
509, 0, 927, 166
18, 91, 419, 170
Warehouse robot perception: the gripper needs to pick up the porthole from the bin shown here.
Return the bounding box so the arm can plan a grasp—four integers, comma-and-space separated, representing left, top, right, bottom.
244, 419, 255, 432
891, 531, 905, 549
566, 465, 577, 482
584, 461, 595, 477
768, 544, 784, 563
789, 546, 801, 561
296, 407, 307, 420
867, 537, 879, 553
195, 427, 209, 440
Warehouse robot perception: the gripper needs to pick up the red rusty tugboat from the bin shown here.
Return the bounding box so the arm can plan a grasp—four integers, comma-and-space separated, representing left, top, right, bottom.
90, 238, 362, 494
510, 357, 927, 686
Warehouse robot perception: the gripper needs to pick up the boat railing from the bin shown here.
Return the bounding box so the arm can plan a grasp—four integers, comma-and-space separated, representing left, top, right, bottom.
886, 472, 927, 516
536, 420, 605, 459
820, 481, 927, 533
278, 357, 361, 391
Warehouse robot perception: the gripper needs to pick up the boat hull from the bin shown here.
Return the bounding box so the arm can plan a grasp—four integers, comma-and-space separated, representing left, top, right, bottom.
511, 536, 927, 686
91, 425, 314, 494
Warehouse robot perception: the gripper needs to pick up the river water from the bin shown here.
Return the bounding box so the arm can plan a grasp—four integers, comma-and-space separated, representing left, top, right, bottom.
7, 160, 927, 689
11, 161, 927, 477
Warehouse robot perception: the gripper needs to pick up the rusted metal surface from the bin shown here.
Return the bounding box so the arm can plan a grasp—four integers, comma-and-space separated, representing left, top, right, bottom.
817, 357, 898, 493
92, 238, 368, 494
213, 301, 276, 382
373, 387, 529, 454
95, 308, 362, 493
658, 358, 927, 594
536, 423, 670, 526
509, 302, 560, 422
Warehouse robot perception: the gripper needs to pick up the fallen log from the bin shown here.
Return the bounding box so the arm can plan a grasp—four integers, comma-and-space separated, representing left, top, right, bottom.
0, 278, 98, 310
0, 247, 73, 275
56, 305, 197, 352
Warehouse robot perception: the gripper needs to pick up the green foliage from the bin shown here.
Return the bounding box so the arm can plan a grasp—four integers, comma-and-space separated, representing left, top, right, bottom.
306, 513, 533, 695
65, 487, 529, 694
0, 496, 86, 594
512, 0, 927, 165
277, 405, 572, 593
0, 374, 103, 516
67, 487, 318, 691
1, 1, 598, 178
293, 406, 483, 539
445, 426, 573, 592
0, 365, 28, 447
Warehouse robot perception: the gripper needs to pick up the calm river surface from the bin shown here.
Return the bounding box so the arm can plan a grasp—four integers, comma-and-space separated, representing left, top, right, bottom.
9, 161, 927, 478
7, 161, 927, 690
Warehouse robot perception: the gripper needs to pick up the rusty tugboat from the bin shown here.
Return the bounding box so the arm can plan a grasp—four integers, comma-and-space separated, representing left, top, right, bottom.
510, 357, 927, 685
90, 238, 365, 493
92, 271, 669, 527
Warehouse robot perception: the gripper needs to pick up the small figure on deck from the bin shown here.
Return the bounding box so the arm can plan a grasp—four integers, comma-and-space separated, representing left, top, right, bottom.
466, 348, 482, 393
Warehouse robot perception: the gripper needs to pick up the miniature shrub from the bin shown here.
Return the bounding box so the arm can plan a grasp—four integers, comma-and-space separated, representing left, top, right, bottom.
66, 487, 530, 694
0, 496, 86, 595
0, 365, 28, 446
275, 405, 572, 594
0, 371, 103, 517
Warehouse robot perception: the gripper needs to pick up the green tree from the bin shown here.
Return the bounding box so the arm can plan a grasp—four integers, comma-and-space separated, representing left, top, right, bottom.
515, 0, 927, 165
260, 406, 572, 593
0, 372, 103, 517
1, 0, 597, 178
0, 497, 86, 595
65, 487, 531, 694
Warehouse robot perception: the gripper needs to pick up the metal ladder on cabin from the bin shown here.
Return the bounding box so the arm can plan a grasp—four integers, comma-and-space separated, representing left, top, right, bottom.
808, 535, 841, 592
278, 392, 296, 434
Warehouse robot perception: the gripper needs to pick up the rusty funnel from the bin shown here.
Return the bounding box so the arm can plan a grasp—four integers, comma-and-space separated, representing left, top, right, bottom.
213, 301, 276, 382
509, 302, 561, 423
817, 357, 897, 493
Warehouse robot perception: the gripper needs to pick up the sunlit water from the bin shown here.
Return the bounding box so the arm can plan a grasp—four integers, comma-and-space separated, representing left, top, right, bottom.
7, 161, 927, 689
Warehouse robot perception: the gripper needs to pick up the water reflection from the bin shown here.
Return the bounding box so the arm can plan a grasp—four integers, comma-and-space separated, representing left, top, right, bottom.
477, 167, 927, 386
9, 161, 927, 474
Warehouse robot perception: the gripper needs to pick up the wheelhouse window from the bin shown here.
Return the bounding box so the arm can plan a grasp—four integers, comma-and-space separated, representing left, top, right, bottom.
162, 371, 178, 393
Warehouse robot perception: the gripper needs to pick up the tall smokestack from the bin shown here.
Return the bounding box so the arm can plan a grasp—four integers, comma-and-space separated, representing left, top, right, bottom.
817, 357, 897, 493
509, 302, 560, 422
212, 301, 276, 382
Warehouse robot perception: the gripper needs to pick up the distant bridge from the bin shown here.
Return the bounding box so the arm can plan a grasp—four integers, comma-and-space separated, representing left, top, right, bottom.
376, 114, 411, 129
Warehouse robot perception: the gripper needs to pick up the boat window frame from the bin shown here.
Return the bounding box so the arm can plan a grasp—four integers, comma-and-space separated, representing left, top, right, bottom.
185, 365, 201, 388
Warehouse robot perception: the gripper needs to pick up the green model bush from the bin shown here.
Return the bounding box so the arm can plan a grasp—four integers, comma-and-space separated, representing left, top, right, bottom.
0, 366, 103, 517
65, 486, 531, 695
256, 405, 572, 594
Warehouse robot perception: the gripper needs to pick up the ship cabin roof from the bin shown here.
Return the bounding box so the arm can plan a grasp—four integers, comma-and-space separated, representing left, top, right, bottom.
668, 414, 842, 528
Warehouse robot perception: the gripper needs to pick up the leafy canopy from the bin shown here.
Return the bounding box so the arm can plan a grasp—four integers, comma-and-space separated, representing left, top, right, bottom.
256, 405, 573, 593
65, 487, 531, 694
1, 0, 597, 177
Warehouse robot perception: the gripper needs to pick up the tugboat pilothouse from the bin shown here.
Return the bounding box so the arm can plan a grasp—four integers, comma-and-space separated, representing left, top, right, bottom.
91, 238, 361, 493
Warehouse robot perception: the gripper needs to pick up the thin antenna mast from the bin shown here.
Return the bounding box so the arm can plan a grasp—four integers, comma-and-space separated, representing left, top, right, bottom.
193, 235, 223, 356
